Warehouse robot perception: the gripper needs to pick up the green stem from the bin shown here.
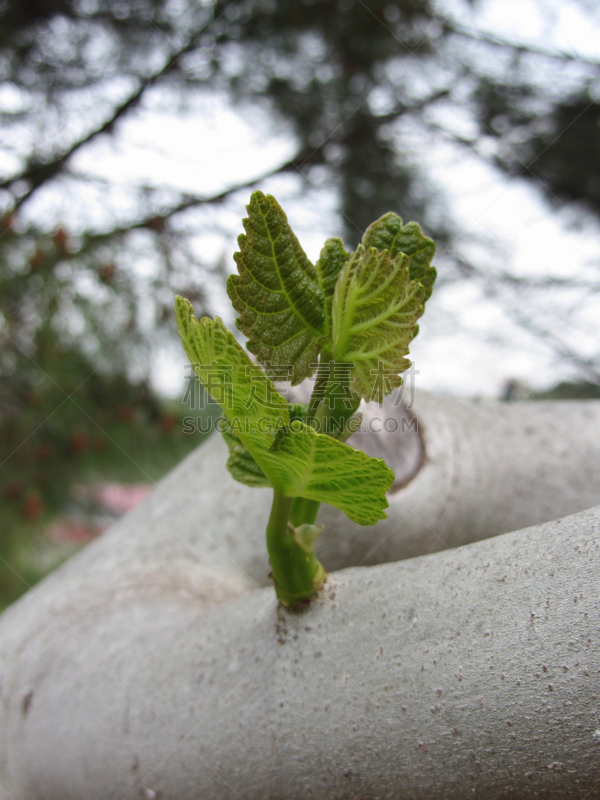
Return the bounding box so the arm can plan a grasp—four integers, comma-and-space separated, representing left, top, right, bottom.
289, 496, 320, 527
278, 353, 361, 600
266, 489, 325, 607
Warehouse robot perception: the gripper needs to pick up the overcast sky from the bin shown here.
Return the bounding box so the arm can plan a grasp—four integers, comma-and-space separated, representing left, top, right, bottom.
2, 0, 599, 398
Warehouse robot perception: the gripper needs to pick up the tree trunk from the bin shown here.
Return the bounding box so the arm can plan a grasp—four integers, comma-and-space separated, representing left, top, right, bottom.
1, 394, 599, 798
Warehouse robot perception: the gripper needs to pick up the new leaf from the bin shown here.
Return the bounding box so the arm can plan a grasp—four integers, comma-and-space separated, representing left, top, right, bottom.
331, 246, 426, 403
221, 403, 310, 489
261, 422, 393, 526
362, 212, 437, 302
315, 237, 351, 335
175, 296, 289, 464
222, 425, 271, 489
175, 297, 393, 525
227, 191, 326, 384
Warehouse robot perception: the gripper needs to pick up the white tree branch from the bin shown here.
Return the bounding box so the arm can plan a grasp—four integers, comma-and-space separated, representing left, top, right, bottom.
1, 394, 599, 798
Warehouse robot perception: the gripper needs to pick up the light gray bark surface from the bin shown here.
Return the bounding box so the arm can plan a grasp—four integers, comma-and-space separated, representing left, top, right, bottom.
1, 394, 599, 798
319, 392, 600, 565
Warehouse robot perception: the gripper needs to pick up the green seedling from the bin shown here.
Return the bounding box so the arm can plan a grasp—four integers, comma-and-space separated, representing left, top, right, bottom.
176, 191, 436, 608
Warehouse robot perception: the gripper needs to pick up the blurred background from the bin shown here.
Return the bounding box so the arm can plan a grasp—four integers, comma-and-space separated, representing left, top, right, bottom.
1, 0, 599, 608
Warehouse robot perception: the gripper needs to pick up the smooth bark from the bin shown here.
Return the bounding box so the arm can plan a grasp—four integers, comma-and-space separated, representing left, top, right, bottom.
1, 394, 599, 798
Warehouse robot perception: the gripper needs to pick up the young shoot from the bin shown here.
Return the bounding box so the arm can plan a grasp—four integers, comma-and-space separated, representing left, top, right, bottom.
176, 191, 436, 608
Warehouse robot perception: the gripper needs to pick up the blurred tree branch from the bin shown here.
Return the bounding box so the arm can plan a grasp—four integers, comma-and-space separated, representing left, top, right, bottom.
0, 12, 219, 209
443, 19, 600, 67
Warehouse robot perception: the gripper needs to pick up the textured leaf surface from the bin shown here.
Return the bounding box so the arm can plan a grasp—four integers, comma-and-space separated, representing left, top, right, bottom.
362, 212, 437, 301
175, 297, 288, 462
221, 404, 309, 489
176, 297, 392, 521
262, 421, 393, 525
227, 191, 325, 384
222, 426, 271, 488
315, 237, 351, 335
331, 246, 425, 403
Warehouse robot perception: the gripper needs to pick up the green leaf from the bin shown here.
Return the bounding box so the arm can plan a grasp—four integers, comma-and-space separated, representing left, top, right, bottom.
176, 297, 392, 522
175, 296, 289, 462
221, 402, 309, 489
227, 191, 325, 384
222, 424, 271, 488
261, 421, 394, 526
362, 212, 437, 301
315, 237, 351, 335
331, 246, 425, 403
